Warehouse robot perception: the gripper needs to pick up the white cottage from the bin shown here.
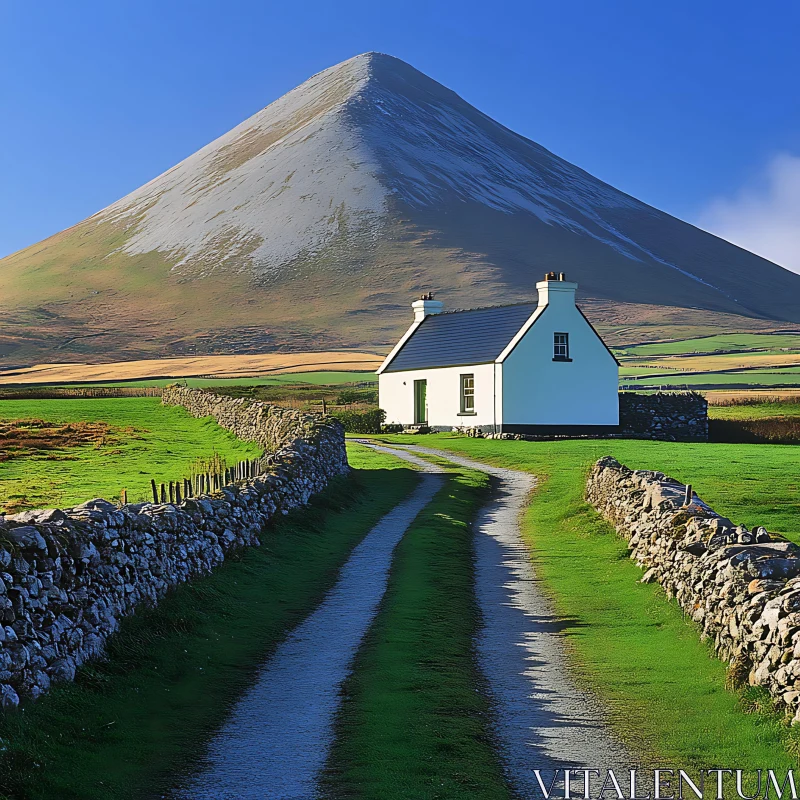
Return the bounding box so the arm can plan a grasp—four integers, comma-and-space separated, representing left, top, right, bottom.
377, 273, 619, 434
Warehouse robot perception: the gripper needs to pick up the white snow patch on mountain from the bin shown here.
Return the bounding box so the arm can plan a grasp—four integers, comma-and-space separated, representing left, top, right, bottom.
92, 52, 725, 292
98, 56, 388, 275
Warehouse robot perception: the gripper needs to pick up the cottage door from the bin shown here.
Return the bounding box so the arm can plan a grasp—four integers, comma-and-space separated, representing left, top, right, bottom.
413, 379, 427, 424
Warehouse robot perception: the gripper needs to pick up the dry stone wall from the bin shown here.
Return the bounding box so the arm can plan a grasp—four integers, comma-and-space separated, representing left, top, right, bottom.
618, 392, 708, 441
587, 457, 800, 722
0, 388, 347, 708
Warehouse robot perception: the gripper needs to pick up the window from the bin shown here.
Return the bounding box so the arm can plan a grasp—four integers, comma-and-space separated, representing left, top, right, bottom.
460, 374, 475, 413
553, 332, 570, 361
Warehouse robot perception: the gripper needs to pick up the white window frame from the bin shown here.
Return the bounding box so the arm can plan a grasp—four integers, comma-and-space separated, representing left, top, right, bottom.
553, 332, 570, 361
460, 373, 475, 414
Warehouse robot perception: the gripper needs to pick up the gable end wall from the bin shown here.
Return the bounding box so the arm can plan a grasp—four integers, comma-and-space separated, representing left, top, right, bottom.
501, 303, 619, 427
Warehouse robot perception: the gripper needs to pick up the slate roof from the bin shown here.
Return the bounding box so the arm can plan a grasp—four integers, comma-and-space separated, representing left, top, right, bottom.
383, 303, 538, 372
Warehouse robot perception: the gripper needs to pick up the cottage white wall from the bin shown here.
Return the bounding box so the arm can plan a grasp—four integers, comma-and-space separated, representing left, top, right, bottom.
379, 363, 498, 429
501, 302, 618, 427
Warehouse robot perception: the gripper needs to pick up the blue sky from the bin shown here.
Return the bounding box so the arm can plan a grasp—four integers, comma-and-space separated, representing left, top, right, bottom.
1, 0, 799, 269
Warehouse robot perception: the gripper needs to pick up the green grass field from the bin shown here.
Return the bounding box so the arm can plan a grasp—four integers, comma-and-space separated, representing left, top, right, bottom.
365, 434, 800, 776
0, 449, 418, 800
0, 398, 262, 512
326, 453, 510, 799
710, 401, 800, 420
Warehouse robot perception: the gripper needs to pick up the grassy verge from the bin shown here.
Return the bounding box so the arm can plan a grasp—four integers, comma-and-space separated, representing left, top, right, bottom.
0, 398, 261, 511
709, 400, 800, 420
0, 447, 417, 800
367, 435, 800, 774
325, 455, 512, 800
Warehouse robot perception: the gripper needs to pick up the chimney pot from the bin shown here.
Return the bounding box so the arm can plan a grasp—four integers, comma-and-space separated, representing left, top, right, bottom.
559, 272, 566, 281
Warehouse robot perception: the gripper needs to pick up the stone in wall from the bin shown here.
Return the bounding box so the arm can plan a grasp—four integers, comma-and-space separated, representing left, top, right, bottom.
0, 388, 347, 707
587, 456, 800, 722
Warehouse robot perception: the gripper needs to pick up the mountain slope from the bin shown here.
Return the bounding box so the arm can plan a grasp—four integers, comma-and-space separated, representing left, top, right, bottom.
2, 52, 799, 364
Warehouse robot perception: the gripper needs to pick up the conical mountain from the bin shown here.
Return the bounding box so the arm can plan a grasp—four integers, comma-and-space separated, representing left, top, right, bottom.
2, 52, 799, 364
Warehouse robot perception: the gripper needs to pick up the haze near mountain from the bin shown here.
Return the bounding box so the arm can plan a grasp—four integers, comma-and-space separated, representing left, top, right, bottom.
2, 52, 799, 364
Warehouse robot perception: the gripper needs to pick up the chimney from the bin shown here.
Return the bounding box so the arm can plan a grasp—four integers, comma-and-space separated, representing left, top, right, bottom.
412, 292, 444, 322
536, 271, 577, 308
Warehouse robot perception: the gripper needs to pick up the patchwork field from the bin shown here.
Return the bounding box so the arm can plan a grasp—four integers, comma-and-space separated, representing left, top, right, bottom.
623, 333, 800, 356
0, 398, 261, 512
7, 330, 800, 394
617, 332, 800, 389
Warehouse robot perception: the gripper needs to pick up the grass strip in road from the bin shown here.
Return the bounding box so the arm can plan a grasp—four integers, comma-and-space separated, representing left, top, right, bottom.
0, 447, 417, 800
325, 459, 513, 800
369, 435, 800, 779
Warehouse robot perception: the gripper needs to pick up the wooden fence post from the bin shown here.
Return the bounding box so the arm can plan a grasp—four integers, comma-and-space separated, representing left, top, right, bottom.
121, 489, 127, 506
175, 483, 182, 504
151, 479, 158, 503
684, 484, 693, 506
168, 483, 175, 504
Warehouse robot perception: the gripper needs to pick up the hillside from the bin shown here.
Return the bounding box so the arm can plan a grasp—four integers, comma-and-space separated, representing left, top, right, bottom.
2, 52, 799, 365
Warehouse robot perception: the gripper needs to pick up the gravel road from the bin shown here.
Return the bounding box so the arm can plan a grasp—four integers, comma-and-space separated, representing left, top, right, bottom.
176, 439, 634, 799
175, 463, 443, 800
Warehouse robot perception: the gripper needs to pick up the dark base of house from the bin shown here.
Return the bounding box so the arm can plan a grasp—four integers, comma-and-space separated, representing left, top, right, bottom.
432, 423, 621, 438
500, 423, 620, 436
